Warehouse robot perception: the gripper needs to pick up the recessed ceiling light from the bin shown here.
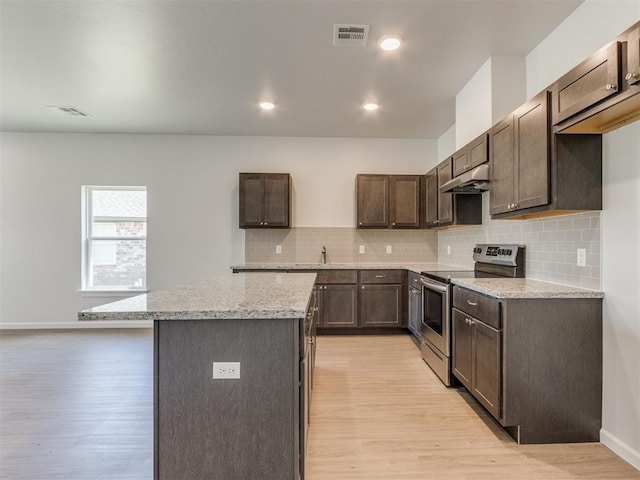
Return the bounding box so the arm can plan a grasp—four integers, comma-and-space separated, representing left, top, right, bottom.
378, 34, 402, 51
363, 102, 379, 111
259, 101, 275, 110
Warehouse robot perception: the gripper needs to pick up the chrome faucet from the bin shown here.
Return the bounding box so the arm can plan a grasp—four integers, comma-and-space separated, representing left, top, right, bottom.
321, 246, 327, 264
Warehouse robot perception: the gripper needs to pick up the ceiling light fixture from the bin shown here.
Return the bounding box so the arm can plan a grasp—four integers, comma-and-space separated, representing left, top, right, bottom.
363, 102, 379, 111
259, 101, 275, 110
378, 34, 402, 51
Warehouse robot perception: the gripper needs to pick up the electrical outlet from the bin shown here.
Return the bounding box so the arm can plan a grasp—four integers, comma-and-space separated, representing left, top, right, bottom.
213, 362, 241, 379
577, 248, 587, 267
359, 245, 365, 254
386, 245, 392, 254
276, 245, 282, 254
447, 245, 451, 255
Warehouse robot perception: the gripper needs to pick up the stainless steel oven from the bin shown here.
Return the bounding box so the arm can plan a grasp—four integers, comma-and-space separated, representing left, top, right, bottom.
420, 244, 525, 387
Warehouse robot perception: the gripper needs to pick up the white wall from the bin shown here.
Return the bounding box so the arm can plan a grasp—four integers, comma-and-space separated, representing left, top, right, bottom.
437, 123, 456, 162
455, 58, 492, 148
525, 0, 640, 468
0, 133, 436, 327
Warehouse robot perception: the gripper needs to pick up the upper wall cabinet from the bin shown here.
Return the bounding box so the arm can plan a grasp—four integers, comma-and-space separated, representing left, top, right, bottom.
239, 173, 290, 228
553, 20, 640, 134
452, 133, 489, 178
356, 174, 422, 229
490, 91, 602, 219
425, 160, 482, 229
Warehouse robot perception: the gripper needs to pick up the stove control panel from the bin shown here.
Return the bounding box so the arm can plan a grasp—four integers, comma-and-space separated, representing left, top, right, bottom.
473, 244, 525, 267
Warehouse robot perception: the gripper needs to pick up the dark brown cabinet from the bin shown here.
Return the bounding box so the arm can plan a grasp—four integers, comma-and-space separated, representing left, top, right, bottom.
315, 270, 358, 328
239, 173, 290, 228
425, 161, 482, 229
552, 41, 621, 126
356, 174, 422, 229
452, 290, 502, 418
436, 160, 453, 224
490, 91, 550, 216
452, 285, 603, 444
490, 90, 602, 219
359, 270, 404, 328
452, 133, 489, 177
552, 21, 640, 134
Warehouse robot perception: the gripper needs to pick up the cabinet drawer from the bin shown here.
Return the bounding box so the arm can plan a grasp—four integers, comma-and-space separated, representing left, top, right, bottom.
453, 286, 500, 329
359, 269, 402, 284
315, 270, 357, 284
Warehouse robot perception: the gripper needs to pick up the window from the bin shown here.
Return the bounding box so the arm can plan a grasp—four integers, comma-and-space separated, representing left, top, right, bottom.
82, 186, 147, 290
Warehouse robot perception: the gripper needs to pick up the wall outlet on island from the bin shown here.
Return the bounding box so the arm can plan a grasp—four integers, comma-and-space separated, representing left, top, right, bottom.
276, 245, 282, 254
213, 362, 241, 379
359, 245, 365, 254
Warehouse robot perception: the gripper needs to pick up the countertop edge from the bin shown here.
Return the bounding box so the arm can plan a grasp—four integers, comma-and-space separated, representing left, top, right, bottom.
451, 278, 605, 299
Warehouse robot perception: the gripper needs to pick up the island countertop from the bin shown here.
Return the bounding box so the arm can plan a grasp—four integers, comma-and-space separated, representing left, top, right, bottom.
78, 272, 317, 321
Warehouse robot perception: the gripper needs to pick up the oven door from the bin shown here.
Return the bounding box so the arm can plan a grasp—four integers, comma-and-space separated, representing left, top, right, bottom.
420, 278, 450, 356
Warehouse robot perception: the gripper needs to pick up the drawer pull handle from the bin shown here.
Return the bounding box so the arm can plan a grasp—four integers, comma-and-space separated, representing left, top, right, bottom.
467, 300, 478, 306
605, 83, 617, 91
465, 318, 475, 325
375, 275, 386, 278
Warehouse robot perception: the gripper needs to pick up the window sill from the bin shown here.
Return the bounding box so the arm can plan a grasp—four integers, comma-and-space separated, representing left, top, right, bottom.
78, 289, 148, 298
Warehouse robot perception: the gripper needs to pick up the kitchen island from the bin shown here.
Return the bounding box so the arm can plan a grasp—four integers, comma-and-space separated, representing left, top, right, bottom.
80, 272, 317, 480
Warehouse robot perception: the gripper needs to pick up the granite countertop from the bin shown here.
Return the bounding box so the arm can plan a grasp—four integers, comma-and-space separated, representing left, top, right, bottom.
451, 277, 604, 299
79, 272, 317, 321
230, 263, 465, 274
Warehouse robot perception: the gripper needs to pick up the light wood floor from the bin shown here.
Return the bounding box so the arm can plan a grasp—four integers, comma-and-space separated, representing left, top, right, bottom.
1, 330, 638, 479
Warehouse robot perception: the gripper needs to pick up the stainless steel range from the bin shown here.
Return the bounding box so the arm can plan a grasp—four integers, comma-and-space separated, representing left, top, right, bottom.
419, 244, 525, 386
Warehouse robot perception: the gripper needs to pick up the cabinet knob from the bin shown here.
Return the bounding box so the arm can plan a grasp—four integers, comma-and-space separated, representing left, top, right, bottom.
362, 286, 365, 290
626, 72, 638, 81
359, 222, 363, 226
264, 222, 268, 225
605, 83, 617, 91
392, 222, 396, 226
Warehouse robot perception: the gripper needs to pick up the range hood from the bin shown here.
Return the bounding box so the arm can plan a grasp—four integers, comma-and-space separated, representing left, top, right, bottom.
439, 164, 489, 194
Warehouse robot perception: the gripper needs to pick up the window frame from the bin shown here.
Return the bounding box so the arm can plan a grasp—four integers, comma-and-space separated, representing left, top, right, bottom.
81, 185, 148, 292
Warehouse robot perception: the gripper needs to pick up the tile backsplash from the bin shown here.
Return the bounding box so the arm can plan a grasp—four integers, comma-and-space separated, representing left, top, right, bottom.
245, 227, 438, 265
244, 194, 601, 290
437, 193, 601, 290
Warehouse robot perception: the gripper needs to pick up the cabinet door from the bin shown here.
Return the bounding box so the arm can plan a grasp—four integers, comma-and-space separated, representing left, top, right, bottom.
239, 174, 264, 227
473, 319, 501, 420
627, 26, 640, 86
514, 91, 550, 211
263, 174, 290, 227
452, 308, 473, 390
437, 159, 453, 225
424, 169, 438, 226
321, 285, 358, 327
357, 175, 388, 227
553, 41, 621, 125
360, 284, 402, 327
389, 175, 421, 228
452, 149, 469, 177
468, 134, 488, 170
489, 116, 515, 215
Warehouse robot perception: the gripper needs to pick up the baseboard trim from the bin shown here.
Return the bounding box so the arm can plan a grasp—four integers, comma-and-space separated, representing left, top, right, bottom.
601, 428, 640, 470
0, 321, 152, 330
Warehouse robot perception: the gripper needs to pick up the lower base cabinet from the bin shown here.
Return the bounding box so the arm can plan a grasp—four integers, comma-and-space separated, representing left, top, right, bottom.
317, 284, 358, 327
360, 284, 402, 327
452, 285, 603, 444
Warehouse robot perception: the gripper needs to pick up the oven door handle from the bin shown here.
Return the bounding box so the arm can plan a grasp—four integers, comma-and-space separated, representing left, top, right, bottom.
420, 278, 448, 293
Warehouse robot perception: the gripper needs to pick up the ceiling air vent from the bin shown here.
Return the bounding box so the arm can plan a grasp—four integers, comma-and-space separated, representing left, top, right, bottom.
333, 24, 369, 47
47, 106, 90, 117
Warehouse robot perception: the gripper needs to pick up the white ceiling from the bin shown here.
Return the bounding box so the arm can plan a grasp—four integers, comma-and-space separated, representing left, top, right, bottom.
0, 0, 583, 139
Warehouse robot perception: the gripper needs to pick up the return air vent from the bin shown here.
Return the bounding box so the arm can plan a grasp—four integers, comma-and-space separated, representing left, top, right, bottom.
333, 24, 369, 47
47, 106, 90, 117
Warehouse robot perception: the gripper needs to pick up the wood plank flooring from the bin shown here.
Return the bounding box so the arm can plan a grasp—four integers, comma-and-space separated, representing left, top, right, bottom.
0, 330, 638, 479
